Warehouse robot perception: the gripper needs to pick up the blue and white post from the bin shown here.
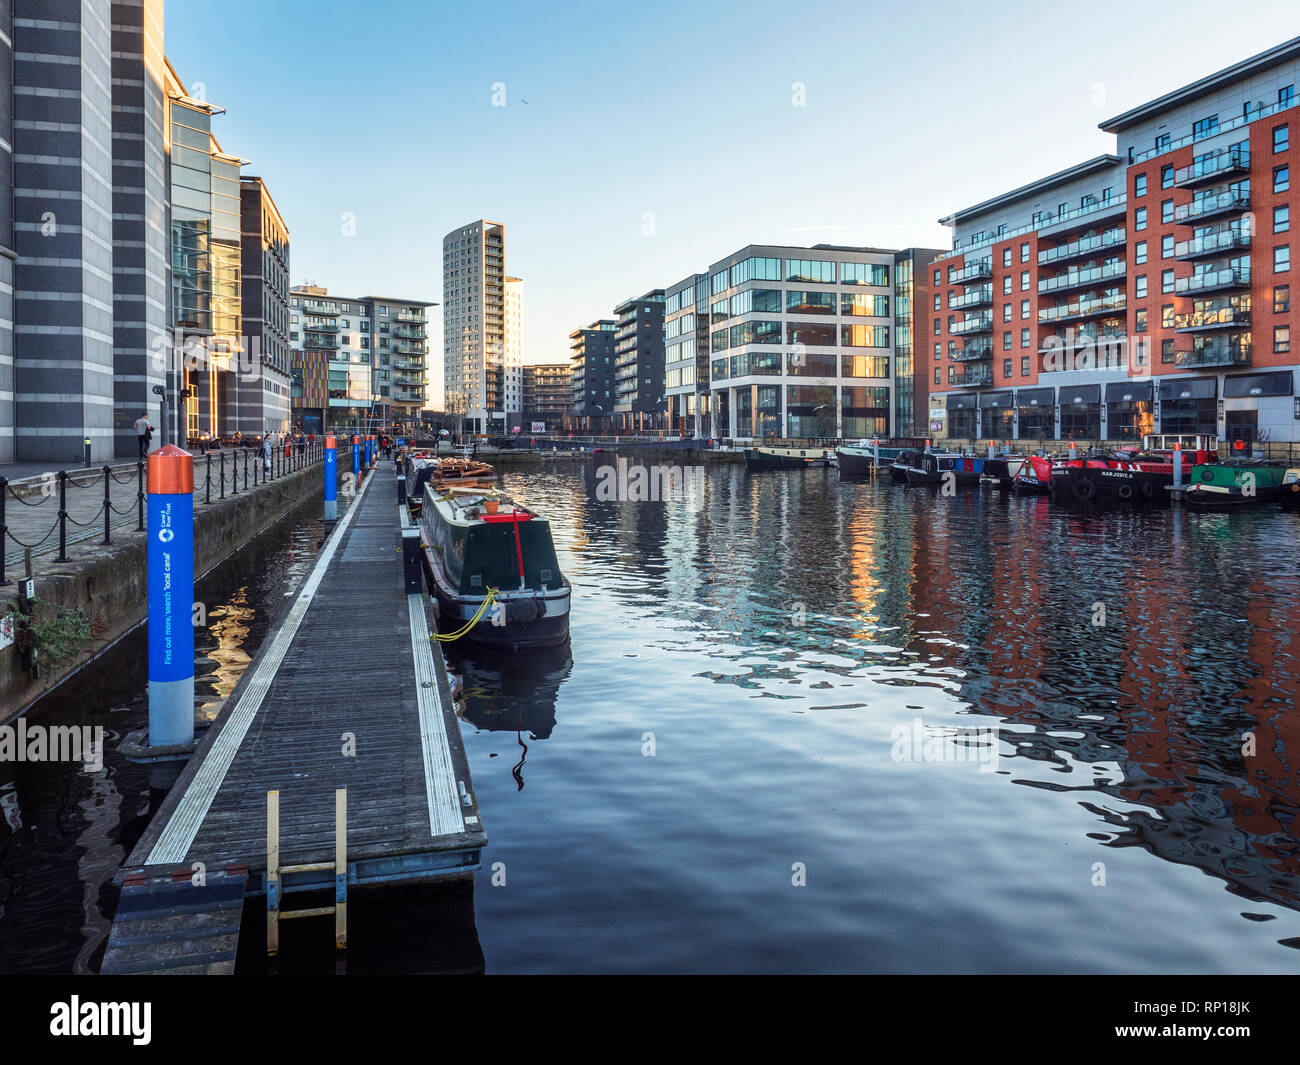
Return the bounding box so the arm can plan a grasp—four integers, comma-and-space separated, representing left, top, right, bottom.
324, 434, 338, 521
147, 444, 195, 750
366, 435, 374, 469
352, 435, 361, 482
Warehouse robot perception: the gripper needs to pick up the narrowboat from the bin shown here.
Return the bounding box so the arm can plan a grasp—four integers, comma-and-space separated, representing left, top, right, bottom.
1051, 438, 1207, 503
743, 445, 833, 471
1011, 455, 1053, 494
405, 455, 495, 515
1184, 460, 1289, 506
418, 484, 570, 650
1282, 468, 1300, 511
982, 456, 1029, 489
901, 452, 974, 487
836, 440, 907, 476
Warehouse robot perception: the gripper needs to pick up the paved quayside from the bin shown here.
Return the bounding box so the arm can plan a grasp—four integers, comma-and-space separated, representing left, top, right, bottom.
100, 465, 486, 974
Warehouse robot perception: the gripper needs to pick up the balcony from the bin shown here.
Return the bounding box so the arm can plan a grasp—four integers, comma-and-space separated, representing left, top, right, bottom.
304, 334, 340, 350
1037, 329, 1127, 354
952, 340, 993, 362
951, 260, 993, 283
1175, 266, 1251, 296
396, 310, 426, 324
950, 312, 994, 336
1038, 292, 1126, 324
1175, 335, 1251, 368
1174, 228, 1251, 260
950, 284, 993, 310
953, 369, 993, 388
1038, 260, 1127, 295
1038, 228, 1126, 266
1174, 189, 1251, 225
303, 319, 339, 332
1173, 148, 1250, 189
1174, 303, 1250, 331
393, 325, 427, 340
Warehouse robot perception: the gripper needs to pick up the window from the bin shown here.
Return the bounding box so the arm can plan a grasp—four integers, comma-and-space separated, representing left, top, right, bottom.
1002, 330, 1011, 351
1276, 205, 1290, 233
1021, 299, 1030, 320
934, 367, 941, 385
933, 269, 941, 284
1021, 328, 1030, 348
1275, 326, 1291, 353
1003, 303, 1012, 322
839, 262, 889, 286
1162, 268, 1174, 294
1135, 308, 1148, 332
1276, 245, 1291, 273
1161, 234, 1174, 258
1135, 206, 1148, 231
1275, 285, 1290, 313
934, 342, 942, 359
1134, 174, 1147, 197
1161, 199, 1173, 224
1275, 124, 1290, 153
1003, 276, 1012, 295
1192, 114, 1219, 140
1161, 165, 1174, 189
1161, 303, 1174, 329
1281, 85, 1295, 107
1020, 242, 1029, 263
1156, 133, 1171, 152
1020, 270, 1029, 291
1275, 165, 1290, 193
1003, 359, 1012, 378
786, 258, 836, 283
933, 317, 940, 335
1135, 275, 1148, 298
1003, 248, 1011, 268
1135, 240, 1148, 264
1161, 338, 1175, 364
933, 294, 941, 310
1021, 356, 1030, 376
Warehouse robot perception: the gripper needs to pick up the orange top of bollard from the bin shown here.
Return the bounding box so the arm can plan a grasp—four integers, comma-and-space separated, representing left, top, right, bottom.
147, 443, 194, 495
325, 435, 337, 449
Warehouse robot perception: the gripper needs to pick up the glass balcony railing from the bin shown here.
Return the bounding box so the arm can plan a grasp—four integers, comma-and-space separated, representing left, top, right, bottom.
1173, 148, 1250, 188
1037, 329, 1127, 353
952, 340, 993, 362
304, 334, 340, 349
1038, 260, 1127, 295
953, 370, 994, 388
1037, 292, 1126, 323
1175, 336, 1251, 368
1174, 228, 1251, 259
1174, 189, 1251, 224
303, 319, 339, 332
950, 313, 994, 335
1174, 305, 1251, 331
1174, 266, 1251, 296
1038, 228, 1126, 266
950, 285, 993, 310
951, 260, 993, 283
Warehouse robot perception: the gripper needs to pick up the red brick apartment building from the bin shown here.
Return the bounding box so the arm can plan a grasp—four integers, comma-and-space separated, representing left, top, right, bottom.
929, 37, 1300, 447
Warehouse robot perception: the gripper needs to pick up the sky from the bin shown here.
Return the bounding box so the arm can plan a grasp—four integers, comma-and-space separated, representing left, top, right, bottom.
167, 0, 1299, 406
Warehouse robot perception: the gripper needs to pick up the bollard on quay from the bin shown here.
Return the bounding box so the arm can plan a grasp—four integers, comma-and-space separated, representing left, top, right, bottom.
323, 434, 338, 521
147, 444, 195, 750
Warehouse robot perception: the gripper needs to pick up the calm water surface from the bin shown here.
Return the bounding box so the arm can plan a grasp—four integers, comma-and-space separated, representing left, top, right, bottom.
4, 461, 1299, 973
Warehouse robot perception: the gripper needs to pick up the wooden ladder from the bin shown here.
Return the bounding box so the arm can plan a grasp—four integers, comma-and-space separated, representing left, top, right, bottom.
266, 789, 347, 957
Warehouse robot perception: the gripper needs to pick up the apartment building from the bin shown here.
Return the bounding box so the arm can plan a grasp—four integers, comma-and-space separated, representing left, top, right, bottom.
521, 362, 571, 426
443, 220, 520, 433
237, 176, 291, 436
568, 320, 617, 427
289, 286, 434, 433
930, 36, 1300, 446
687, 244, 941, 440
611, 290, 665, 431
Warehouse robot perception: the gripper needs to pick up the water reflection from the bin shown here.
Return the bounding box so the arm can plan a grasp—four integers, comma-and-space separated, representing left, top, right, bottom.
463, 458, 1300, 969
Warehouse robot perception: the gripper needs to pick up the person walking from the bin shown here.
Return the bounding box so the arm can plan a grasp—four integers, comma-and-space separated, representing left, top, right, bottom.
260, 433, 272, 475
133, 411, 153, 458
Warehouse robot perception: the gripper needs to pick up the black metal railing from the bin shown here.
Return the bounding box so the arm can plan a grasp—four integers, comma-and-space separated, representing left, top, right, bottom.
1, 442, 323, 582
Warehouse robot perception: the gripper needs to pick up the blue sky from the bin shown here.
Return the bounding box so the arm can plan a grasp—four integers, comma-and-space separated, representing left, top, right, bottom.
168, 0, 1297, 404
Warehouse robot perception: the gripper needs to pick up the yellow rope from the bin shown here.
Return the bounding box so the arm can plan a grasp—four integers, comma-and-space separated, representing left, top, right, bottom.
431, 587, 498, 642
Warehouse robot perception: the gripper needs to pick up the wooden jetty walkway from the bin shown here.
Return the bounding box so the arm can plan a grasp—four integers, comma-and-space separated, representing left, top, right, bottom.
101, 467, 486, 974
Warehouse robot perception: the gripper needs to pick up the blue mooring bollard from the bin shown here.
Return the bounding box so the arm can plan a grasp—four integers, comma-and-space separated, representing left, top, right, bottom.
147, 444, 195, 749
324, 434, 338, 521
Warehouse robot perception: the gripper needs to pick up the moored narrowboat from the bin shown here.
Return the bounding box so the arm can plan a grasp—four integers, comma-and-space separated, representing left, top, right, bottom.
743, 445, 833, 471
1184, 461, 1288, 506
418, 485, 570, 650
1282, 468, 1300, 511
